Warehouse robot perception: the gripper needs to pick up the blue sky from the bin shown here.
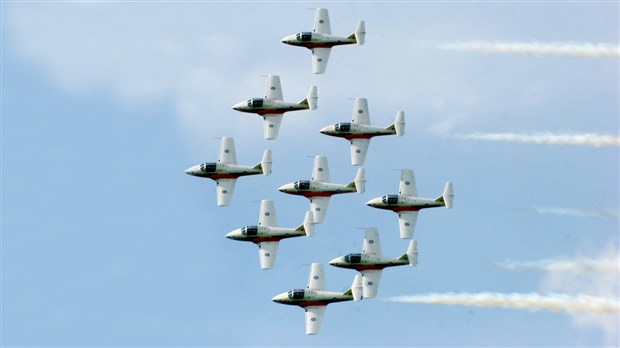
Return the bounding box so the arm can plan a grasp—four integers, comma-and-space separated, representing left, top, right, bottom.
2, 2, 619, 347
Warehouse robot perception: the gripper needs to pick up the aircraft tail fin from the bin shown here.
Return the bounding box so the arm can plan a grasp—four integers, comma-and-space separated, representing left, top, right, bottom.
398, 240, 419, 266
346, 168, 366, 193
347, 20, 365, 45
253, 149, 272, 175
434, 182, 454, 208
386, 111, 405, 136
298, 86, 318, 110
343, 274, 363, 301
295, 211, 315, 237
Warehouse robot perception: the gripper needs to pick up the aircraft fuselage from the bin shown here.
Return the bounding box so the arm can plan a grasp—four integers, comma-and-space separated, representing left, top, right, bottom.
272, 289, 353, 307
232, 98, 308, 115
184, 163, 262, 180
329, 255, 408, 271
225, 226, 305, 243
320, 123, 395, 140
278, 180, 356, 198
281, 32, 356, 49
366, 194, 445, 212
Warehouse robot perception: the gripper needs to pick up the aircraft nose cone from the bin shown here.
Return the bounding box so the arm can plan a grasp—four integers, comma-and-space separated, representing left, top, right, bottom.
277, 184, 288, 192
225, 231, 235, 239
232, 101, 244, 111
184, 165, 199, 176
272, 293, 286, 303
366, 198, 380, 206
328, 257, 339, 266
319, 125, 329, 134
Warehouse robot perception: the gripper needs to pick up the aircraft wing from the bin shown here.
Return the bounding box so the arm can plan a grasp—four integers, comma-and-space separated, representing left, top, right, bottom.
352, 97, 370, 125
257, 241, 279, 269
398, 211, 419, 239
350, 138, 370, 166
311, 47, 331, 74
362, 227, 382, 258
304, 305, 327, 335
313, 8, 331, 35
311, 155, 330, 182
399, 169, 417, 196
309, 196, 330, 224
215, 178, 236, 207
361, 269, 382, 299
263, 114, 283, 140
307, 263, 326, 291
258, 199, 278, 227
265, 75, 283, 101
218, 137, 237, 165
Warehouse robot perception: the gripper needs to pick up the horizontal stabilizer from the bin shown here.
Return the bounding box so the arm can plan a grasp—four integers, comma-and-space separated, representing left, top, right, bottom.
406, 240, 418, 267
435, 182, 454, 208
349, 20, 365, 45
343, 274, 363, 301
301, 211, 315, 237
253, 149, 272, 175
299, 85, 318, 110
347, 168, 366, 193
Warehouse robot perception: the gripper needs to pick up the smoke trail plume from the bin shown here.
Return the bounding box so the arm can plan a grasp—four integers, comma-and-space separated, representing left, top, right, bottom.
387, 293, 619, 314
536, 207, 620, 218
439, 42, 620, 58
497, 258, 620, 274
457, 132, 620, 147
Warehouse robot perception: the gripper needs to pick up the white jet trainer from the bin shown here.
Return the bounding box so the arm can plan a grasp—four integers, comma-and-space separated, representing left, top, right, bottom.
232, 75, 317, 140
184, 137, 272, 207
329, 228, 418, 299
272, 263, 362, 335
278, 155, 365, 224
225, 200, 315, 270
366, 169, 454, 239
320, 98, 405, 165
281, 8, 365, 74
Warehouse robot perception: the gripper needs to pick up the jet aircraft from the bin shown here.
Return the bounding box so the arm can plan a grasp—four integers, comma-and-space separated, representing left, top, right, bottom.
320, 97, 405, 165
272, 263, 362, 335
281, 8, 365, 74
278, 155, 365, 224
329, 228, 418, 298
184, 137, 272, 207
225, 200, 314, 269
232, 75, 317, 140
366, 169, 453, 239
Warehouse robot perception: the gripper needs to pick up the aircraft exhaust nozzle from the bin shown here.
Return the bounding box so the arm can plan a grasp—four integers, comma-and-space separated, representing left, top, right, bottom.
443, 182, 454, 209
395, 111, 405, 136
352, 274, 363, 301
407, 240, 419, 267
303, 211, 315, 237
355, 20, 366, 45
260, 149, 272, 175
354, 168, 366, 194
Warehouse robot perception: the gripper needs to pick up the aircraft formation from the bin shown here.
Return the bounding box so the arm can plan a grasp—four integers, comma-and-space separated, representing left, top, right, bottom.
185, 8, 454, 335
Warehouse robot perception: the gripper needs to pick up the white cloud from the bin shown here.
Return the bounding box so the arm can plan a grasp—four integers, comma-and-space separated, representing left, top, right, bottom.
457, 132, 620, 147
536, 207, 620, 219
440, 42, 620, 58
386, 292, 619, 314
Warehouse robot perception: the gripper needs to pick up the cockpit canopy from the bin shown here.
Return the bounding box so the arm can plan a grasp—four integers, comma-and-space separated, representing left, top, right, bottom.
293, 180, 311, 190
288, 289, 305, 300
247, 98, 264, 108
382, 195, 399, 204
296, 32, 313, 41
241, 226, 258, 236
335, 122, 351, 132
344, 253, 362, 263
200, 163, 217, 172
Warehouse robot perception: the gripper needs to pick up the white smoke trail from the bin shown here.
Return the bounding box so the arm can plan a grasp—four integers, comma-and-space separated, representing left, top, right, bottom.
497, 258, 620, 274
536, 207, 620, 218
387, 292, 620, 314
439, 42, 620, 58
457, 132, 620, 147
